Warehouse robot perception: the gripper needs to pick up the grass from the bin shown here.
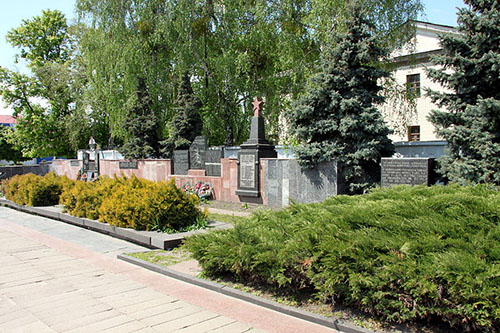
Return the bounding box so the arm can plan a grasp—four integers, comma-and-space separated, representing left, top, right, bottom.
207, 212, 248, 224
128, 248, 192, 267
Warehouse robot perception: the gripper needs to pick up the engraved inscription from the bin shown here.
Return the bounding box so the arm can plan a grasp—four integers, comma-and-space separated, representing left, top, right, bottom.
70, 160, 80, 167
119, 161, 138, 169
239, 154, 256, 188
381, 158, 431, 187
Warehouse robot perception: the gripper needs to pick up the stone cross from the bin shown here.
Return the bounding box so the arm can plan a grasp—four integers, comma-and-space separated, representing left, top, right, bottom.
252, 97, 264, 117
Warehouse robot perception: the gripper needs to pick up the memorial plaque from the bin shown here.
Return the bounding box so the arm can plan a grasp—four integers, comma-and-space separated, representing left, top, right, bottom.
173, 150, 190, 175
82, 153, 90, 172
70, 160, 80, 167
189, 136, 207, 170
119, 161, 138, 169
206, 148, 223, 177
381, 158, 435, 187
239, 154, 256, 188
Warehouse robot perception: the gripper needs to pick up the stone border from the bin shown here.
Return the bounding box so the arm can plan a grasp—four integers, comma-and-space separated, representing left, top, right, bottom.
118, 254, 374, 333
0, 198, 231, 250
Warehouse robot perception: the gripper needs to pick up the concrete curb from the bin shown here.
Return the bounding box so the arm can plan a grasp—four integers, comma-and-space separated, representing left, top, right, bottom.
0, 198, 231, 250
118, 254, 374, 333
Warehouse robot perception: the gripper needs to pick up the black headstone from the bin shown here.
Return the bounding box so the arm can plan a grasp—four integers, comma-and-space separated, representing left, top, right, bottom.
206, 147, 223, 177
82, 153, 92, 172
236, 98, 277, 197
189, 136, 207, 170
381, 158, 435, 187
173, 150, 190, 175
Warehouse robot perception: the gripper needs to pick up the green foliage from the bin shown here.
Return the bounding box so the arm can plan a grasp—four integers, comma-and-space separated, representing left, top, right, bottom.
161, 73, 203, 156
99, 178, 203, 231
290, 2, 394, 194
185, 185, 500, 332
60, 176, 124, 220
75, 0, 423, 147
60, 174, 204, 232
0, 10, 83, 158
6, 9, 71, 69
427, 0, 500, 185
2, 172, 74, 206
118, 78, 161, 159
0, 126, 24, 163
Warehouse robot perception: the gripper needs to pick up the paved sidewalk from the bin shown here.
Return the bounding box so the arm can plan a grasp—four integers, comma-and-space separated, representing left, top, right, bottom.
0, 207, 336, 332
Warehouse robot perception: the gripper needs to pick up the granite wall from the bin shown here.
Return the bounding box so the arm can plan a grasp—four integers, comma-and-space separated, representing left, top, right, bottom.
0, 164, 51, 180
262, 159, 345, 207
52, 157, 345, 207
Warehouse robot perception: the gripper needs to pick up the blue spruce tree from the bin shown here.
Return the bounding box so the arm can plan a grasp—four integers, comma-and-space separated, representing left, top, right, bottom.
427, 0, 500, 184
291, 2, 394, 194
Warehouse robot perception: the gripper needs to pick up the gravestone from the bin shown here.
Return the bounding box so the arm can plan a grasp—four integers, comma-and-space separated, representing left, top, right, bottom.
206, 147, 223, 177
173, 150, 190, 175
236, 97, 277, 197
381, 158, 435, 187
82, 151, 99, 180
189, 136, 207, 170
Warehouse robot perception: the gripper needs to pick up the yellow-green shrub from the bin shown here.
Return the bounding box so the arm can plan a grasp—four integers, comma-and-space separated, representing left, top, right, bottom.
2, 172, 74, 206
60, 175, 127, 220
99, 178, 203, 231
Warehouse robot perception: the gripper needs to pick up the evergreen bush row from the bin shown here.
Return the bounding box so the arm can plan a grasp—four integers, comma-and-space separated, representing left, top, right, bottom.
2, 173, 204, 232
185, 185, 500, 332
2, 172, 74, 206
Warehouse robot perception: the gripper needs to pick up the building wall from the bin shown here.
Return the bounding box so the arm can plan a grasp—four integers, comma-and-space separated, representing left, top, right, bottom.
388, 61, 450, 142
385, 21, 457, 143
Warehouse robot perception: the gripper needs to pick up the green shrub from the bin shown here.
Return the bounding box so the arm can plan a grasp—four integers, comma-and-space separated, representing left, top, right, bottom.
60, 175, 203, 232
99, 178, 203, 231
3, 172, 74, 206
60, 176, 126, 220
185, 185, 500, 332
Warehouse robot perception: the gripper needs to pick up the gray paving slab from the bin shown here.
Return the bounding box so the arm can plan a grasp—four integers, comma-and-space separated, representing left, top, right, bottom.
0, 206, 338, 333
0, 206, 149, 255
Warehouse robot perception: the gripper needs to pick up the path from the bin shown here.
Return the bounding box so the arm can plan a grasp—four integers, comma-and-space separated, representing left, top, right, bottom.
0, 207, 336, 332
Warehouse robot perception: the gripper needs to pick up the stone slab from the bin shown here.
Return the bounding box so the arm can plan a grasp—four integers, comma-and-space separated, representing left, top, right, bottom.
59, 213, 85, 227
173, 150, 189, 175
114, 227, 151, 247
118, 254, 365, 333
189, 136, 207, 170
381, 158, 435, 187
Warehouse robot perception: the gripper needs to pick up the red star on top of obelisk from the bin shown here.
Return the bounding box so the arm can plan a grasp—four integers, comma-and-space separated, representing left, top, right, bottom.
252, 97, 264, 117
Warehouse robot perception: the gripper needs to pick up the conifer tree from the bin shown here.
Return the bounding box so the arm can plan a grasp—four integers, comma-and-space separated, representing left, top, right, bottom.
290, 2, 394, 194
427, 0, 500, 184
119, 78, 161, 159
161, 73, 203, 157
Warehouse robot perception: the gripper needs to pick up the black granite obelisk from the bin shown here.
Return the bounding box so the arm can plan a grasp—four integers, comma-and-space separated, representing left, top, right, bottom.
236, 97, 277, 197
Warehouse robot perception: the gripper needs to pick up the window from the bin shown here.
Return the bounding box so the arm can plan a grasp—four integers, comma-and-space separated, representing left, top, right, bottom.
406, 73, 421, 97
408, 125, 420, 141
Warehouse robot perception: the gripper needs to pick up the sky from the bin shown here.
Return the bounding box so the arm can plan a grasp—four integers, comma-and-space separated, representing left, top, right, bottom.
0, 0, 466, 115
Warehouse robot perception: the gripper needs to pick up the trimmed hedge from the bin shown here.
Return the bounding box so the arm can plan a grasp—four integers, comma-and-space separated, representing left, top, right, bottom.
60, 176, 127, 220
60, 175, 203, 231
98, 177, 202, 231
2, 172, 74, 206
2, 173, 204, 233
185, 185, 500, 332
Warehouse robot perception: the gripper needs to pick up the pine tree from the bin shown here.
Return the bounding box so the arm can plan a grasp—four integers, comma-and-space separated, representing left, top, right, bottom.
427, 0, 500, 185
119, 78, 161, 159
161, 73, 203, 157
290, 2, 394, 194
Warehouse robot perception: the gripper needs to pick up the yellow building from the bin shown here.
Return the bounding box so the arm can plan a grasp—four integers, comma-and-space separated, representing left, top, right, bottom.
387, 21, 458, 144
